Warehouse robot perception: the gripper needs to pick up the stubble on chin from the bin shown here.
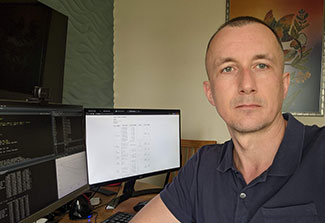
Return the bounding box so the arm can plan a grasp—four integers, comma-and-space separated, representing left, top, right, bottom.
227, 118, 270, 134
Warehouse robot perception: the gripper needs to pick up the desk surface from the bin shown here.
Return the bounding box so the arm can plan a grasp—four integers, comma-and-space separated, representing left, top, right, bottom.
58, 182, 159, 223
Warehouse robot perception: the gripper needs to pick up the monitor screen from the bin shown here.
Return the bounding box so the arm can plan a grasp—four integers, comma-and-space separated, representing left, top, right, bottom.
0, 1, 68, 103
0, 100, 88, 223
84, 109, 181, 186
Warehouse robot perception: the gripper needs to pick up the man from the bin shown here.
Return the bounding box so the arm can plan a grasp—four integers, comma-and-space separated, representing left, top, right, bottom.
131, 16, 325, 222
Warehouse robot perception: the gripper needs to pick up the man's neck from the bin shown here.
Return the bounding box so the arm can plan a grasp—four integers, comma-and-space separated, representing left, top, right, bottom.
229, 115, 287, 184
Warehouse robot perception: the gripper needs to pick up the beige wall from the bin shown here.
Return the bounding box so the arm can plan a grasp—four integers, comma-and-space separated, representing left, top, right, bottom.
114, 0, 229, 144
113, 0, 325, 185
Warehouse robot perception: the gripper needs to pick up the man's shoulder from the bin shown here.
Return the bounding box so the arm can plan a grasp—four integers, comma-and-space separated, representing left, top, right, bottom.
304, 124, 325, 140
303, 124, 325, 154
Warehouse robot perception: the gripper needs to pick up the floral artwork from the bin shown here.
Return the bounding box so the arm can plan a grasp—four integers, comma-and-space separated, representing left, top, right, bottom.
227, 0, 324, 116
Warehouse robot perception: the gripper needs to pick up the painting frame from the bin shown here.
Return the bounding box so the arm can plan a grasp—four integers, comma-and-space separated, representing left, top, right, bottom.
226, 0, 325, 116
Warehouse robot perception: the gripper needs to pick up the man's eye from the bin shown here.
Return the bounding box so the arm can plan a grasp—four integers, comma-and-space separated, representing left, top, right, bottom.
256, 63, 268, 69
222, 66, 233, 73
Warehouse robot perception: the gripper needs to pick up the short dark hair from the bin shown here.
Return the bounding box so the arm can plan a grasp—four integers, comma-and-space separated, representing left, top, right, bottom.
206, 16, 283, 53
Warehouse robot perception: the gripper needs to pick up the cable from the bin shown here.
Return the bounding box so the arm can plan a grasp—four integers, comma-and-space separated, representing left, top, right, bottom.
91, 184, 123, 211
89, 186, 100, 199
92, 211, 98, 223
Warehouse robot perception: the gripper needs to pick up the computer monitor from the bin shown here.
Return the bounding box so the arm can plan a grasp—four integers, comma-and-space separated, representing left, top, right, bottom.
0, 0, 68, 103
0, 100, 88, 223
84, 108, 181, 208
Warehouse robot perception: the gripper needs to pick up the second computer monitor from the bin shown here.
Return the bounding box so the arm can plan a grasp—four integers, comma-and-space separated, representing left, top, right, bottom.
84, 109, 181, 186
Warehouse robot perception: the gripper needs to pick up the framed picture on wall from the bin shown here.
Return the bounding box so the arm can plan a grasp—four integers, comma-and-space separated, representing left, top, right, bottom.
226, 0, 325, 116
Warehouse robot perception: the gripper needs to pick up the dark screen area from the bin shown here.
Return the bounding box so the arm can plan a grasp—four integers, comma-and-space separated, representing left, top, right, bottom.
0, 161, 58, 223
53, 115, 84, 156
0, 101, 87, 223
0, 1, 68, 103
0, 114, 54, 169
0, 4, 51, 94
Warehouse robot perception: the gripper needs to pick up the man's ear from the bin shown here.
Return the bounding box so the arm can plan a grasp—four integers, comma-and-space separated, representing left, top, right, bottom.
203, 81, 216, 106
282, 72, 290, 99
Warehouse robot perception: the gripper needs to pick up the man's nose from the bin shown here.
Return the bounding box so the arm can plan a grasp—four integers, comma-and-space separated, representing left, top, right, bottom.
238, 68, 257, 94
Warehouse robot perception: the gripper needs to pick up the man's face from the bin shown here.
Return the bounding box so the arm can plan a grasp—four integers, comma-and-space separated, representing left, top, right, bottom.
204, 23, 290, 134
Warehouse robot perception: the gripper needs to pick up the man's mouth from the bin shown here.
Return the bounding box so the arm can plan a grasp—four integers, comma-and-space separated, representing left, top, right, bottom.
235, 104, 261, 109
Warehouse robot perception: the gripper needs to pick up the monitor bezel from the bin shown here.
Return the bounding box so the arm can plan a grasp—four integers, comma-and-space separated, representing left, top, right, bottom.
84, 108, 182, 188
18, 184, 89, 223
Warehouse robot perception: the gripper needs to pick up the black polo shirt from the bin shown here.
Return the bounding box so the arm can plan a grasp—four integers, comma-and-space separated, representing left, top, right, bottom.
160, 113, 325, 223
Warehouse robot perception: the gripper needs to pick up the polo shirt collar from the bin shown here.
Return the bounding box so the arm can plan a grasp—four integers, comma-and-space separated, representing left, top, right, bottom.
217, 113, 305, 176
268, 113, 305, 176
217, 139, 234, 173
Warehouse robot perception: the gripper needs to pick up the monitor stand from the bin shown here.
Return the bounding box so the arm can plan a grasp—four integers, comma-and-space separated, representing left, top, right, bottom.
105, 179, 162, 209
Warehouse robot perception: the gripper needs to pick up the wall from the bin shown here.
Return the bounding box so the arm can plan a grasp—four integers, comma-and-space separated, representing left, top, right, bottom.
114, 0, 229, 143
40, 0, 114, 107
114, 0, 325, 185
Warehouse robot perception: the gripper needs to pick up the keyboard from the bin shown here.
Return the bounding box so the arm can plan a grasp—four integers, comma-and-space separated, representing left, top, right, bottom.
102, 211, 134, 223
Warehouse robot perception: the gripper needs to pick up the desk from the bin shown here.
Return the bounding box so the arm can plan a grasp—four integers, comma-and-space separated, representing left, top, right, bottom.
58, 182, 159, 223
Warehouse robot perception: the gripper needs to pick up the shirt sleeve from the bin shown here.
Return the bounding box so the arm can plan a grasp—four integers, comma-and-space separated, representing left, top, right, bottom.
160, 152, 199, 223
